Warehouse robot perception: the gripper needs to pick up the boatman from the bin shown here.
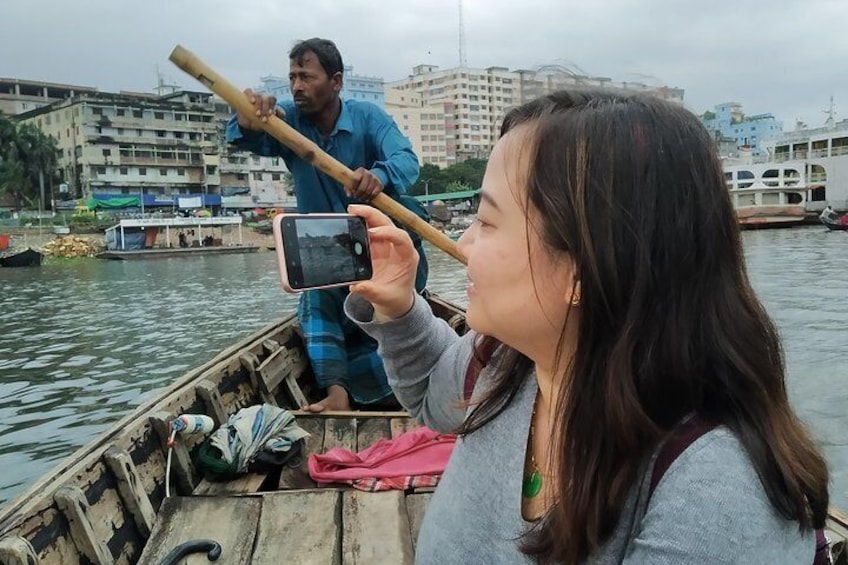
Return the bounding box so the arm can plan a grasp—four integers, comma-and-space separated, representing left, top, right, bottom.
227, 37, 428, 412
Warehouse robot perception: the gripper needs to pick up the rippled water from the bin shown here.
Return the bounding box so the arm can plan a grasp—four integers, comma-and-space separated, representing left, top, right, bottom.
0, 228, 846, 511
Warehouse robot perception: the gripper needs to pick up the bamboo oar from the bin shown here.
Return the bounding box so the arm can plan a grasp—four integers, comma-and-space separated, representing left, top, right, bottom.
168, 45, 466, 265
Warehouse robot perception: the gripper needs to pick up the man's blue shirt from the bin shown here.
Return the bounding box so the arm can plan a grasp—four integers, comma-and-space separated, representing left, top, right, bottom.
225, 98, 420, 212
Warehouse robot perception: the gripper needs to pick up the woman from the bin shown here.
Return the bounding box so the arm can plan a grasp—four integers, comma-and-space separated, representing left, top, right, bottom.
344, 90, 828, 563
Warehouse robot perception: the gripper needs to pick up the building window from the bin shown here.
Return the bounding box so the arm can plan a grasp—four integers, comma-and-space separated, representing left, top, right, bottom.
96, 166, 106, 175
133, 109, 142, 118
102, 149, 111, 157
120, 167, 128, 175
92, 107, 102, 116
156, 130, 166, 138
154, 112, 165, 120
117, 109, 125, 117
136, 129, 143, 136
175, 132, 183, 139
253, 172, 263, 180
177, 168, 185, 176
205, 165, 217, 175
160, 169, 168, 176
236, 173, 246, 180
272, 173, 280, 181
139, 167, 147, 176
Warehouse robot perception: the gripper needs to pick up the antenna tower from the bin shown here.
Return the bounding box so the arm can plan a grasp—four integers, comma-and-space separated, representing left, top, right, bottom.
458, 0, 467, 68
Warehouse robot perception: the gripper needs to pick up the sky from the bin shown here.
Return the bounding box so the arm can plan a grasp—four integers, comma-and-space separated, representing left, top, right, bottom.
2, 0, 846, 129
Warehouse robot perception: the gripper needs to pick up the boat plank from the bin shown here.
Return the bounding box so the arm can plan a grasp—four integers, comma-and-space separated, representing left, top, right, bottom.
136, 496, 261, 565
278, 417, 325, 490
54, 486, 112, 565
252, 491, 341, 565
193, 473, 267, 496
0, 535, 38, 565
357, 418, 391, 451
342, 490, 413, 565
195, 379, 227, 426
323, 418, 357, 453
103, 446, 157, 537
390, 417, 420, 439
405, 492, 432, 552
149, 411, 198, 495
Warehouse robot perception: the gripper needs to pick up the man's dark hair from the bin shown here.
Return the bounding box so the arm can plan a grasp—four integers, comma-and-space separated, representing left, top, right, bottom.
289, 38, 344, 78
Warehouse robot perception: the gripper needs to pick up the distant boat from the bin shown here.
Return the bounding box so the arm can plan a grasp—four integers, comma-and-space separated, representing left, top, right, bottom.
820, 214, 848, 231
722, 163, 807, 229
0, 248, 43, 267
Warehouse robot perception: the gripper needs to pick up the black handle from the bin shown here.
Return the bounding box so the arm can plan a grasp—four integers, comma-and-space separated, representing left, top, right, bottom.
159, 539, 222, 565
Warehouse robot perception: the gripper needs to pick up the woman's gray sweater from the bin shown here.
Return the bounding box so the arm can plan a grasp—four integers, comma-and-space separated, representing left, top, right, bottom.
345, 294, 814, 564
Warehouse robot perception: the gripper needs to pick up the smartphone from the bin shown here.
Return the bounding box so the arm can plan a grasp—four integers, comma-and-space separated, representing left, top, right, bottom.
272, 213, 373, 292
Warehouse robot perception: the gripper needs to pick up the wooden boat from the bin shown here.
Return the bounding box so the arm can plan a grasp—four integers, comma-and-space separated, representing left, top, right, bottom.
821, 215, 848, 231
0, 293, 845, 564
0, 248, 43, 268
0, 292, 466, 564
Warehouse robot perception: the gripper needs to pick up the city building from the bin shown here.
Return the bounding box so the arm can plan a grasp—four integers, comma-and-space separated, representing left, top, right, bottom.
702, 102, 784, 158
0, 77, 97, 116
384, 88, 449, 167
389, 64, 519, 162
258, 66, 385, 108
16, 89, 293, 209
514, 66, 685, 106
389, 64, 685, 162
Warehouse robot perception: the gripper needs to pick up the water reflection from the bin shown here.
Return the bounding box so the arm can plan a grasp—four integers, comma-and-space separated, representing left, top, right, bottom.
0, 228, 846, 511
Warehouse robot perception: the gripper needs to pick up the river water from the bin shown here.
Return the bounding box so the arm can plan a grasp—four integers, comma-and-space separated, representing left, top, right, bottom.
0, 227, 846, 512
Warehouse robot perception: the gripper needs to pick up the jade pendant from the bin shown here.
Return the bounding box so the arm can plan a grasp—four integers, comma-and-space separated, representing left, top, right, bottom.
522, 470, 542, 498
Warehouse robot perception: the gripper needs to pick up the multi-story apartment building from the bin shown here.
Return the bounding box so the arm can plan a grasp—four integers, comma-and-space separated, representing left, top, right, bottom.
390, 64, 684, 162
258, 66, 385, 108
384, 88, 449, 167
17, 89, 293, 209
702, 102, 783, 158
0, 77, 97, 116
389, 64, 519, 162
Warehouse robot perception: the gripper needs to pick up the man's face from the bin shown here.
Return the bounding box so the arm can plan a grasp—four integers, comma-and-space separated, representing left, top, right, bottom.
289, 51, 341, 117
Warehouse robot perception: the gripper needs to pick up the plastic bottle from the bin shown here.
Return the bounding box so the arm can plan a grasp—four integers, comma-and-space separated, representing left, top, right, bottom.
171, 414, 215, 434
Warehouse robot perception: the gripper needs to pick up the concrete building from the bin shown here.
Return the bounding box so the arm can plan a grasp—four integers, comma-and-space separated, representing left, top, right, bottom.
702, 102, 784, 158
514, 67, 685, 106
389, 64, 520, 162
389, 64, 685, 162
17, 89, 293, 209
0, 77, 97, 116
258, 66, 385, 108
384, 88, 449, 167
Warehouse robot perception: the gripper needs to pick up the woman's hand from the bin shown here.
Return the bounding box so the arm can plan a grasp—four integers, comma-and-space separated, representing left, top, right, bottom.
348, 204, 418, 321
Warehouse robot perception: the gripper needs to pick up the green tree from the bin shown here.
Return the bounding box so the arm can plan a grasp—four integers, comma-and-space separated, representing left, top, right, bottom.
410, 158, 487, 196
0, 114, 59, 210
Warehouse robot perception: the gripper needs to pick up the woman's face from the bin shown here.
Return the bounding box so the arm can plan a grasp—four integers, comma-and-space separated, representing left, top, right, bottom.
457, 126, 578, 363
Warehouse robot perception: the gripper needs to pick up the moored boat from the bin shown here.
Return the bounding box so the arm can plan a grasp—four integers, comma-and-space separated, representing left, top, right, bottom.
0, 248, 43, 268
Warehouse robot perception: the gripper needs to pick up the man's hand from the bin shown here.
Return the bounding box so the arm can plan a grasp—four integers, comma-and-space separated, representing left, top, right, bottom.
237, 88, 285, 130
349, 168, 384, 201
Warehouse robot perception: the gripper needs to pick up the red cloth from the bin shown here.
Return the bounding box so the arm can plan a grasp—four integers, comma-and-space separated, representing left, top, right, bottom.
308, 426, 456, 486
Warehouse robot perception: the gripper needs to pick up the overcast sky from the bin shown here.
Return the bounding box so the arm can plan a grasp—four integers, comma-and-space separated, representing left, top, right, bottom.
2, 0, 845, 129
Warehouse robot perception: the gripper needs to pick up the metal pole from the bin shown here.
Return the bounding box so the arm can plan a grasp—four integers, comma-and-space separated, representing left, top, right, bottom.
120, 225, 125, 250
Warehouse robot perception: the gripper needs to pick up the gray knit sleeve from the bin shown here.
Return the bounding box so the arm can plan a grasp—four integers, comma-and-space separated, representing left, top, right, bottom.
344, 293, 475, 432
623, 429, 815, 564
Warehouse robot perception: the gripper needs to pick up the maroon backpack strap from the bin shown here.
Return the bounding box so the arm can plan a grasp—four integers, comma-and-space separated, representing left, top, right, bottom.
648, 416, 716, 499
463, 338, 499, 402
649, 417, 831, 565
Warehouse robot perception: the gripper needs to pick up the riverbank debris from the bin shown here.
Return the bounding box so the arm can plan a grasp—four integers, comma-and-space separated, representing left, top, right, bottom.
42, 236, 103, 258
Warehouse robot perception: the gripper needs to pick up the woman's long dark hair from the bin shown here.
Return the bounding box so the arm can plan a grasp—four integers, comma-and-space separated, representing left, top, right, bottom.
458, 90, 828, 563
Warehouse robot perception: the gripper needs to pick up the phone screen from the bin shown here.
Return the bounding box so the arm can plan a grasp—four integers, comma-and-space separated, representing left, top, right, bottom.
278, 215, 372, 291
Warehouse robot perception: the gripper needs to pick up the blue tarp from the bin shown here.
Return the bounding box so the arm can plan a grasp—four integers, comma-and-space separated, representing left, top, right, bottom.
105, 230, 146, 251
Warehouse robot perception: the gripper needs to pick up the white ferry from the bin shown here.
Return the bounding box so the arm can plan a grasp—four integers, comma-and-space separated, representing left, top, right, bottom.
722, 119, 848, 227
